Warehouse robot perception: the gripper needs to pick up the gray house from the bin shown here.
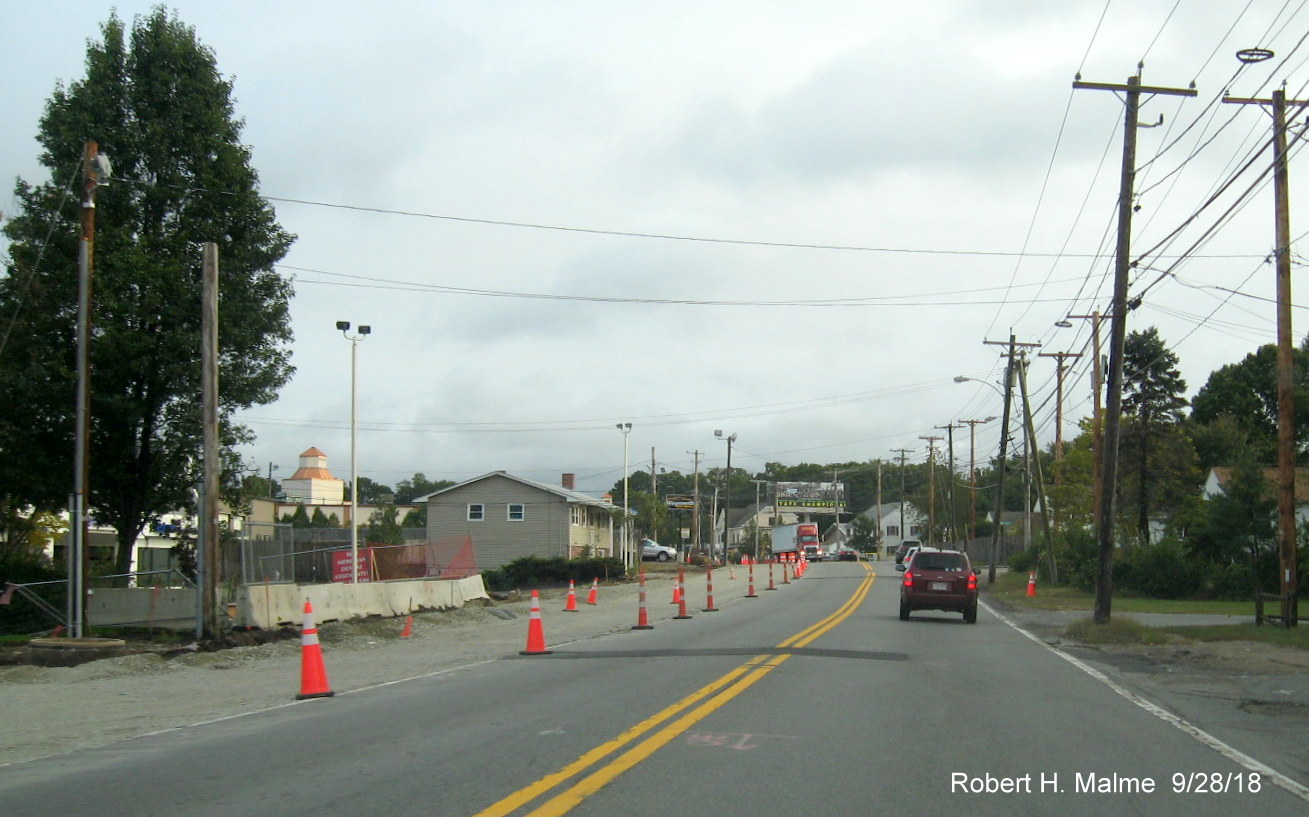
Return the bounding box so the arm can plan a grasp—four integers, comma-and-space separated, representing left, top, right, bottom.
415, 472, 618, 570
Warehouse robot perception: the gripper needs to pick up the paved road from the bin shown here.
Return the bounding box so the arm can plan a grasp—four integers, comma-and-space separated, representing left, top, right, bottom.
1, 561, 1305, 816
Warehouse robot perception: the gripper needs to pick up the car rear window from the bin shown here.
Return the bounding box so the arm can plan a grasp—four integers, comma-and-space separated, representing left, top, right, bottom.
911, 553, 968, 572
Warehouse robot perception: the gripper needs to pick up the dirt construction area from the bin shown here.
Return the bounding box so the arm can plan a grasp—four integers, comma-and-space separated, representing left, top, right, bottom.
3, 566, 1307, 777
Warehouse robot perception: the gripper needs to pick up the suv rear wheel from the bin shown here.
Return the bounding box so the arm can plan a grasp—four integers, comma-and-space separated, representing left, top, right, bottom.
899, 600, 910, 621
963, 602, 977, 624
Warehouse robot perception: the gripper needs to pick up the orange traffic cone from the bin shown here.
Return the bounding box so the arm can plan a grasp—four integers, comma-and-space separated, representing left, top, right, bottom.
746, 560, 758, 598
703, 566, 719, 612
520, 590, 552, 655
782, 561, 791, 585
563, 579, 579, 612
1027, 571, 1038, 597
586, 577, 599, 605
673, 566, 693, 620
632, 569, 654, 630
766, 561, 777, 591
399, 615, 414, 638
295, 599, 334, 700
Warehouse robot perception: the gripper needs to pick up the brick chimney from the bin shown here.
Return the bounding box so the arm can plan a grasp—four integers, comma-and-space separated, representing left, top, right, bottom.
562, 473, 576, 490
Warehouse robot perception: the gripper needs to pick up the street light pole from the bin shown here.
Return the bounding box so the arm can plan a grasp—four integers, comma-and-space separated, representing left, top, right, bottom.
617, 423, 632, 566
337, 321, 371, 583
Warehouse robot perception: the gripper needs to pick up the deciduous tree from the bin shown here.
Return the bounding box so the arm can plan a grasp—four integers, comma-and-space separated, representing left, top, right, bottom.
0, 9, 295, 575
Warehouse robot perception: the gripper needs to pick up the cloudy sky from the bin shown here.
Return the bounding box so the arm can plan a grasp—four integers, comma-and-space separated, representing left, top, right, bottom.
2, 1, 1305, 496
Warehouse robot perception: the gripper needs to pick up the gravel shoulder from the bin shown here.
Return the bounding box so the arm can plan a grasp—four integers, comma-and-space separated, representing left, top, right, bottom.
0, 568, 728, 767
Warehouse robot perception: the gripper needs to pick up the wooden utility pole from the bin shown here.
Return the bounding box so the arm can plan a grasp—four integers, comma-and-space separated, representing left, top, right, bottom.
1075, 69, 1196, 624
876, 459, 883, 557
1040, 350, 1082, 533
959, 418, 995, 554
1067, 312, 1105, 529
891, 448, 913, 544
936, 423, 961, 543
201, 243, 220, 637
71, 141, 103, 638
1225, 87, 1306, 628
1019, 354, 1059, 584
687, 450, 702, 553
983, 335, 1042, 582
919, 436, 942, 546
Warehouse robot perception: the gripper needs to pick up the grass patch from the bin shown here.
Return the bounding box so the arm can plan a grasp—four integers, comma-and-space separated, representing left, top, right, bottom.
1161, 624, 1309, 650
984, 572, 1277, 616
1064, 616, 1169, 645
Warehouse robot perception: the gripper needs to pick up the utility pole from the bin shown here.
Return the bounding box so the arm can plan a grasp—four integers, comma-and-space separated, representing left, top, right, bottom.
72, 141, 107, 638
1019, 353, 1059, 584
876, 459, 883, 558
892, 448, 913, 545
1076, 67, 1196, 624
1225, 86, 1306, 628
1068, 312, 1105, 529
936, 423, 960, 544
687, 450, 702, 555
201, 243, 220, 636
959, 418, 995, 554
1041, 349, 1083, 535
919, 436, 942, 546
984, 334, 1042, 582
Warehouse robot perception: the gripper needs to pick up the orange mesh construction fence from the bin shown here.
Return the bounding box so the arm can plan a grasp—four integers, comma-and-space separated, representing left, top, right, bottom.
366, 535, 479, 581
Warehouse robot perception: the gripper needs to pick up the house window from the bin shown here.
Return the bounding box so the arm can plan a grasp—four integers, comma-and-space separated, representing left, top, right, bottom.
467, 503, 484, 522
886, 525, 899, 537
571, 506, 584, 526
508, 503, 525, 522
910, 525, 923, 537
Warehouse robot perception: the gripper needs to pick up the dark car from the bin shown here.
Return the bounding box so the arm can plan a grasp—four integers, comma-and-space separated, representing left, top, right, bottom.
837, 548, 859, 562
898, 548, 978, 623
894, 538, 922, 564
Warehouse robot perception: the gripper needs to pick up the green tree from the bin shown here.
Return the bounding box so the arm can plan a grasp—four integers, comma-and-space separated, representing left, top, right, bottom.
366, 504, 404, 546
393, 473, 452, 504
1122, 327, 1189, 543
0, 8, 295, 575
353, 476, 394, 505
285, 505, 311, 529
1190, 337, 1309, 464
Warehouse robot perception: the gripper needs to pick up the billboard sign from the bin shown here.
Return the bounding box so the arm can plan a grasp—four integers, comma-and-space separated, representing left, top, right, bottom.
775, 481, 846, 512
665, 494, 697, 510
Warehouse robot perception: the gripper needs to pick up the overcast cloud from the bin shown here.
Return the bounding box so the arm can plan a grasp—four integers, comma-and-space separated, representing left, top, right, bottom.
1, 1, 1304, 495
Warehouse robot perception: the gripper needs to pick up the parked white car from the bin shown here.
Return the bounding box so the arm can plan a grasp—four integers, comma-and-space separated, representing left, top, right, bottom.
640, 538, 676, 561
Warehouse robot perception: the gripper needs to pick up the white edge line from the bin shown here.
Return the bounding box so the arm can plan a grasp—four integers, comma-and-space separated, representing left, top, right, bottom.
983, 600, 1309, 803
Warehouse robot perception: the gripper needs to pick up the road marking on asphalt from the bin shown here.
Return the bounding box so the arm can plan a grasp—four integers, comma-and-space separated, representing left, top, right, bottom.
985, 601, 1309, 804
470, 565, 875, 817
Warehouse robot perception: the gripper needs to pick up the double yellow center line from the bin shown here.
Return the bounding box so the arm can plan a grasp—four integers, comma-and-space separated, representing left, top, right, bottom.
473, 564, 875, 817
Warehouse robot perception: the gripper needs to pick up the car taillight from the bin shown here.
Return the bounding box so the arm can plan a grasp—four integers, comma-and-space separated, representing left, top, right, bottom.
903, 573, 914, 588
967, 573, 978, 591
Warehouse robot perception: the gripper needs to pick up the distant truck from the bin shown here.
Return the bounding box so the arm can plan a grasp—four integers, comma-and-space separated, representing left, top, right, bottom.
770, 522, 822, 560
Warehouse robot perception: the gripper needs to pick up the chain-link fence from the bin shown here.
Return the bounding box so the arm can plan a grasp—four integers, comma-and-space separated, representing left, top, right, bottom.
239, 524, 476, 584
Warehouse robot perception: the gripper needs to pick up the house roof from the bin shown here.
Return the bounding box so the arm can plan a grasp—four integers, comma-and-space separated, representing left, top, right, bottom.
287, 467, 339, 481
1208, 466, 1309, 501
414, 471, 618, 508
300, 447, 327, 458
856, 501, 922, 521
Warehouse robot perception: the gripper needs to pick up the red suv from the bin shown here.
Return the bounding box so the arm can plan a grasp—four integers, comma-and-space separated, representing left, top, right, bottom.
898, 548, 978, 623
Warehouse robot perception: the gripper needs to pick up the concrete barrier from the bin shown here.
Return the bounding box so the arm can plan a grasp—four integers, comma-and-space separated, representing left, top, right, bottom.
83, 575, 490, 631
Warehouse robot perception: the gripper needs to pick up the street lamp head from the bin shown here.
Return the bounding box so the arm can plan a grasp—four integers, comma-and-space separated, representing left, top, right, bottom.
714, 429, 723, 438
335, 321, 350, 331
617, 422, 631, 432
1054, 320, 1073, 328
359, 325, 371, 336
953, 375, 970, 383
